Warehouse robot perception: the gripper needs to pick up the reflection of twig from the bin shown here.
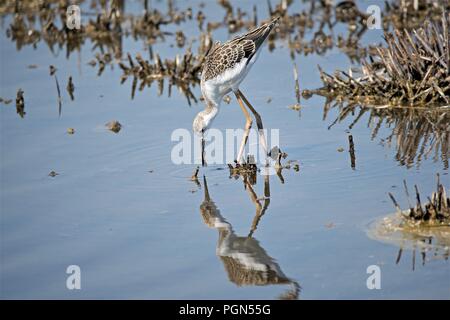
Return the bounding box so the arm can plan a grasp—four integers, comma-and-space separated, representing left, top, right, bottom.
15, 88, 25, 118
54, 75, 62, 117
201, 138, 206, 167
66, 76, 75, 101
322, 100, 450, 169
348, 134, 356, 170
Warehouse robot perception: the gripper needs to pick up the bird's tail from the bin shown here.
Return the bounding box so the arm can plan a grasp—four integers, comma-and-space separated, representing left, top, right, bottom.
243, 16, 280, 51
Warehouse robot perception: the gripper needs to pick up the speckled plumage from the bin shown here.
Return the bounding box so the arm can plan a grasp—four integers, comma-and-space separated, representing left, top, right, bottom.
193, 16, 279, 146
202, 17, 279, 82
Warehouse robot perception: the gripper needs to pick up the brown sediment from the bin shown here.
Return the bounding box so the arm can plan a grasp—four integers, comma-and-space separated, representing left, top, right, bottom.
308, 13, 450, 108
105, 120, 121, 133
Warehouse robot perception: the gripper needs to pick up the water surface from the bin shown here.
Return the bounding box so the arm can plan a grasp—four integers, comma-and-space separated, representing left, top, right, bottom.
1, 0, 449, 299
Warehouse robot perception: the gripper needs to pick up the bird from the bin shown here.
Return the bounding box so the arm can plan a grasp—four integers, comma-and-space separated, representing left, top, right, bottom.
193, 17, 280, 164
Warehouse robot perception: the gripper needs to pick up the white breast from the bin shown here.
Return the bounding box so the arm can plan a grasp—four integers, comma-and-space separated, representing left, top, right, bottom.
202, 50, 262, 103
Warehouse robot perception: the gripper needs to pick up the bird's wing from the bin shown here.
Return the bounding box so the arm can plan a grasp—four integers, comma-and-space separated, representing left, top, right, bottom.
202, 17, 279, 82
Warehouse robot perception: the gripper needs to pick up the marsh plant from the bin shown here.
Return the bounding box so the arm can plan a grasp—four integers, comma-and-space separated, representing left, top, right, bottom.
310, 12, 450, 108
368, 176, 450, 267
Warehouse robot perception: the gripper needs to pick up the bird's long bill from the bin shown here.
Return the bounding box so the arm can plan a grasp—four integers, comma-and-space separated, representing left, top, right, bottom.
201, 136, 206, 167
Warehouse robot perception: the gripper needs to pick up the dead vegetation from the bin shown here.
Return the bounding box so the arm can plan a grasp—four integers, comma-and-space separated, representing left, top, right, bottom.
389, 175, 450, 224
116, 48, 206, 103
368, 174, 449, 267
4, 1, 448, 109
0, 0, 193, 58
309, 12, 450, 108
105, 120, 121, 133
383, 0, 450, 30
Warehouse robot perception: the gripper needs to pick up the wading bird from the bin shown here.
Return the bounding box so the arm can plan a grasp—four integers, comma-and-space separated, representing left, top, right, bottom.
193, 17, 280, 165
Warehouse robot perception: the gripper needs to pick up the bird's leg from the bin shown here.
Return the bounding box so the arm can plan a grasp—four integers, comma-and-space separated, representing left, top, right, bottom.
234, 91, 253, 164
237, 90, 269, 163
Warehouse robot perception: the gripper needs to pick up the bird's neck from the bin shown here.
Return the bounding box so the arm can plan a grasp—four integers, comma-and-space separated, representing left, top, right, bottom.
204, 98, 219, 115
201, 80, 222, 111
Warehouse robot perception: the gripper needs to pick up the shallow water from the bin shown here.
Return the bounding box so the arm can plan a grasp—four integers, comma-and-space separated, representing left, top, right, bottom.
1, 0, 449, 299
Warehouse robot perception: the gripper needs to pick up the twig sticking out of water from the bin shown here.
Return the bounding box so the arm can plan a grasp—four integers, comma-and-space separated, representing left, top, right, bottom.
293, 63, 301, 105
348, 134, 356, 170
49, 65, 62, 117
288, 62, 302, 112
191, 166, 200, 181
15, 88, 25, 118
67, 76, 75, 101
190, 166, 200, 187
388, 174, 450, 223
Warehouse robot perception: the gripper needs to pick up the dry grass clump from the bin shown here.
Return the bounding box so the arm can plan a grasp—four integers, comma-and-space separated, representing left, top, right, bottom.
313, 13, 450, 108
115, 40, 209, 102
389, 175, 450, 224
383, 0, 450, 29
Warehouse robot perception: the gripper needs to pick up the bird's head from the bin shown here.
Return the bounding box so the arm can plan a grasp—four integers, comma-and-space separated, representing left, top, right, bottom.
193, 111, 208, 136
193, 104, 219, 136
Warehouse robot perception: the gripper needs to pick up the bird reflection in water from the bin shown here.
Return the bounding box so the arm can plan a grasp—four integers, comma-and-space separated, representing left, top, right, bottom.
199, 173, 300, 299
